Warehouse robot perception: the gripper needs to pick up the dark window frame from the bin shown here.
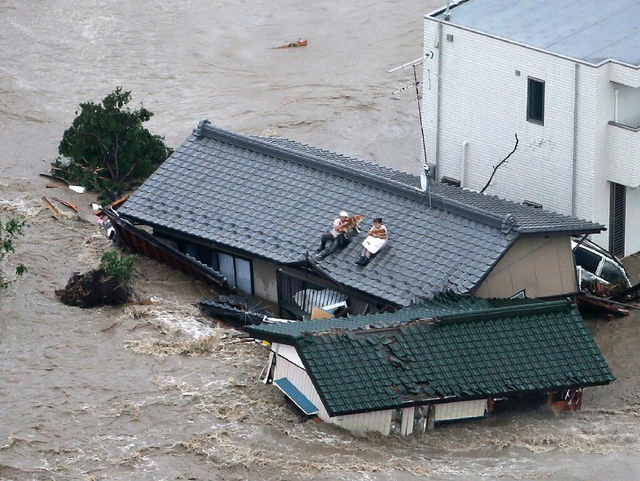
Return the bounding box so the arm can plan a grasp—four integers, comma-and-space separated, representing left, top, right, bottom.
179, 240, 254, 295
527, 77, 545, 125
609, 182, 626, 259
213, 250, 254, 294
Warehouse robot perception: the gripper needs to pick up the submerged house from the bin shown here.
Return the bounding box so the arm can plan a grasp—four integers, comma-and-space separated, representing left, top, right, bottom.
119, 121, 604, 318
422, 0, 640, 258
248, 294, 615, 435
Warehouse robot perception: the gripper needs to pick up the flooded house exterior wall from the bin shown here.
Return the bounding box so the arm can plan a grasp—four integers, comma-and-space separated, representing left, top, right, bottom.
270, 343, 490, 436
423, 4, 640, 256
475, 235, 577, 298
271, 343, 396, 435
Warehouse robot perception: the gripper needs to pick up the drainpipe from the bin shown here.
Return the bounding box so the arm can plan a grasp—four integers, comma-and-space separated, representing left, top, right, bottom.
461, 140, 469, 187
571, 63, 579, 217
434, 21, 444, 179
614, 88, 619, 123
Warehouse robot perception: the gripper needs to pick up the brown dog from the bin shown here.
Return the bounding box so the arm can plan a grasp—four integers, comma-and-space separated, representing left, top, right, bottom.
339, 214, 363, 234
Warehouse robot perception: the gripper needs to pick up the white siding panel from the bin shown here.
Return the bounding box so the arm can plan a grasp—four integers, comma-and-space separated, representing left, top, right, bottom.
434, 400, 488, 422
401, 407, 415, 436
424, 17, 640, 255
625, 186, 640, 255
274, 344, 304, 368
272, 354, 331, 420
332, 410, 393, 436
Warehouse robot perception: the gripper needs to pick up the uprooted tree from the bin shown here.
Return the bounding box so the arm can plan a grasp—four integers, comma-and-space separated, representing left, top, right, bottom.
0, 216, 27, 288
56, 250, 138, 308
51, 87, 172, 202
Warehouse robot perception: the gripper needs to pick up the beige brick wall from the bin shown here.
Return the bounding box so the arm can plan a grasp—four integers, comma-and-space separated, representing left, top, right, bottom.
475, 235, 576, 298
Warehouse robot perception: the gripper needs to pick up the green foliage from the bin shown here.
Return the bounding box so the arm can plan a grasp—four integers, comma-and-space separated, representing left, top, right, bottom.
0, 216, 27, 286
52, 87, 172, 201
99, 251, 138, 284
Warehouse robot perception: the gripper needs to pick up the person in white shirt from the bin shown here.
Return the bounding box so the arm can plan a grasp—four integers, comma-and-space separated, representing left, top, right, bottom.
317, 210, 350, 258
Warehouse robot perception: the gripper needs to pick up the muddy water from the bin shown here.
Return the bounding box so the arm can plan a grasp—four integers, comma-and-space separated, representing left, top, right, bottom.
2, 1, 640, 479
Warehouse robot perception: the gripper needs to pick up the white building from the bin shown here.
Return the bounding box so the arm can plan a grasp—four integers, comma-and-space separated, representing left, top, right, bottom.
422, 0, 640, 257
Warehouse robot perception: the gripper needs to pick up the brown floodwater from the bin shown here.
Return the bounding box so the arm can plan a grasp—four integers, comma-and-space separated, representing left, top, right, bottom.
2, 1, 640, 480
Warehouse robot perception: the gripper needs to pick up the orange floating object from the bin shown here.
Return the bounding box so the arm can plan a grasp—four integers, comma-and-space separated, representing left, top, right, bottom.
273, 39, 307, 49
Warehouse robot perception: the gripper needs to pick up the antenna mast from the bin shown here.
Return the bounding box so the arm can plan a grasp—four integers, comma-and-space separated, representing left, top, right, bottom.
389, 56, 431, 195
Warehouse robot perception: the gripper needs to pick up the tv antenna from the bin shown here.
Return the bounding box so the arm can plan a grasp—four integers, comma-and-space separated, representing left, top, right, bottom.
389, 55, 432, 195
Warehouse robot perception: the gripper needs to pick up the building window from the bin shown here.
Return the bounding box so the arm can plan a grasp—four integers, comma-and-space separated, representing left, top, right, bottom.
216, 252, 253, 294
527, 78, 545, 124
180, 241, 254, 295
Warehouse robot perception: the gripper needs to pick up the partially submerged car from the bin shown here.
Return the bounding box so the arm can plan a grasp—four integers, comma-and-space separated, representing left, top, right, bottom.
572, 238, 631, 294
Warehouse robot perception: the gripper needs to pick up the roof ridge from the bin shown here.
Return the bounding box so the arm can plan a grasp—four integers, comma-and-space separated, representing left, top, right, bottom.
297, 299, 573, 338
195, 120, 517, 233
254, 135, 419, 184
434, 299, 574, 326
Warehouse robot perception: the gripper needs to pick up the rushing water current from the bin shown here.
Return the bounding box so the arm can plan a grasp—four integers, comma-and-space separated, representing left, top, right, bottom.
2, 1, 640, 479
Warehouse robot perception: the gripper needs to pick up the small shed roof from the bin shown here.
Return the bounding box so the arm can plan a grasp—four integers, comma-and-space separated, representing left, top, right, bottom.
251, 296, 615, 416
120, 122, 603, 306
431, 0, 640, 66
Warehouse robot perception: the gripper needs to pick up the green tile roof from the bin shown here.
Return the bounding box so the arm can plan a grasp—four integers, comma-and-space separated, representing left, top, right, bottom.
255, 297, 615, 416
248, 292, 548, 343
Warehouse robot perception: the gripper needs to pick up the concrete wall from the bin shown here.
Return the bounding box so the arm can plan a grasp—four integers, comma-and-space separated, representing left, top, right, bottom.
423, 16, 640, 255
475, 235, 577, 298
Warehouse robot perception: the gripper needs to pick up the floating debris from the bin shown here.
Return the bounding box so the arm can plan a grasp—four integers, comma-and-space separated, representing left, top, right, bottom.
272, 38, 308, 49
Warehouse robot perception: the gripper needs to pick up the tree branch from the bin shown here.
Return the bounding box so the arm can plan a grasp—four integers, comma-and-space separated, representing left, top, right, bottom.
480, 133, 519, 194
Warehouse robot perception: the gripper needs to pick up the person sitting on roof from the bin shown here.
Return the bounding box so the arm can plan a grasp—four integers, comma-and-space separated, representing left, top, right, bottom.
355, 217, 387, 266
317, 211, 351, 259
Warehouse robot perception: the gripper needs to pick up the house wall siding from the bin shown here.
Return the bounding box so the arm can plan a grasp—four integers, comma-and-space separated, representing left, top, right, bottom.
273, 354, 332, 420
423, 17, 640, 255
434, 399, 487, 422
475, 235, 576, 298
614, 84, 640, 127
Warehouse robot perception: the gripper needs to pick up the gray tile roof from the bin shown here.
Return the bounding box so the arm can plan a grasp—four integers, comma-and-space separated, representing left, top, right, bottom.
120, 122, 603, 306
431, 0, 640, 66
259, 136, 603, 235
255, 297, 615, 415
